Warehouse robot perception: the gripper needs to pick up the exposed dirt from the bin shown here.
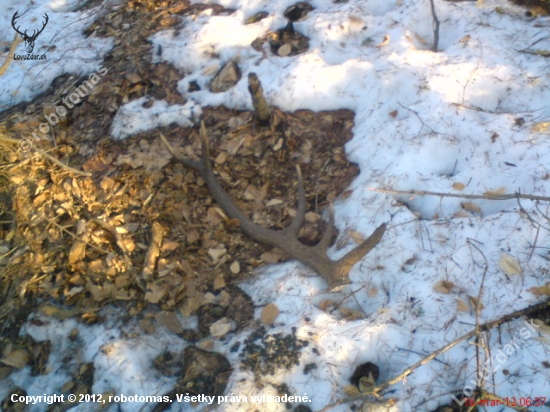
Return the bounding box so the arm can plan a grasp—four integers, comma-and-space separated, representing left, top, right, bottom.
0, 0, 359, 384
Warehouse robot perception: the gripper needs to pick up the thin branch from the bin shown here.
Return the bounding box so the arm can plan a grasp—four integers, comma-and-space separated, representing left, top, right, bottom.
398, 102, 439, 135
321, 300, 548, 409
370, 187, 550, 202
34, 148, 92, 177
396, 347, 450, 366
0, 137, 91, 177
467, 240, 488, 401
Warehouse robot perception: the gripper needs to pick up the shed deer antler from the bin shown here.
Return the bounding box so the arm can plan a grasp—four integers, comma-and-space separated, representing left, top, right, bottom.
160, 122, 386, 291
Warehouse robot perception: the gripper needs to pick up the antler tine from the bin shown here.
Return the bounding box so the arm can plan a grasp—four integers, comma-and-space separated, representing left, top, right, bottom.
316, 204, 335, 252
159, 132, 201, 171
193, 122, 277, 245
334, 223, 387, 278
283, 165, 306, 237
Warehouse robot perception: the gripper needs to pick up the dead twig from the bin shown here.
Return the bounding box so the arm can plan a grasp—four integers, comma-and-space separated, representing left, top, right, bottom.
321, 300, 548, 410
370, 187, 550, 202
34, 148, 92, 177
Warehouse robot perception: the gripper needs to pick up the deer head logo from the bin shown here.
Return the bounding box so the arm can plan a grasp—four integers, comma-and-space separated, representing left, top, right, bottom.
11, 11, 49, 54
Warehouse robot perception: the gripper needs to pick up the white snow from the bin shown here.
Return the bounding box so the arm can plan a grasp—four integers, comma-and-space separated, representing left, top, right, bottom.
0, 0, 114, 111
1, 0, 550, 410
110, 98, 202, 140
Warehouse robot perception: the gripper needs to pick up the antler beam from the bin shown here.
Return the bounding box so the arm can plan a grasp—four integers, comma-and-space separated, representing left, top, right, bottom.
161, 122, 386, 291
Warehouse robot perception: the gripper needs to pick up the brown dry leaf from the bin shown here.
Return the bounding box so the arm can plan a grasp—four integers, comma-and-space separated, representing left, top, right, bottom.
197, 339, 215, 351
88, 259, 106, 273
0, 349, 30, 369
340, 307, 364, 321
206, 207, 224, 226
468, 296, 484, 313
527, 282, 550, 296
272, 138, 284, 151
210, 318, 236, 339
260, 250, 283, 263
214, 151, 228, 164
433, 280, 455, 294
179, 295, 203, 317
155, 311, 183, 335
229, 260, 240, 275
484, 187, 506, 197
244, 185, 263, 201
207, 247, 226, 264
319, 299, 337, 312
377, 34, 390, 47
68, 274, 84, 285
161, 240, 179, 253
451, 210, 470, 219
88, 282, 116, 302
413, 32, 428, 45
68, 240, 87, 266
224, 136, 247, 155
145, 282, 165, 304
388, 109, 398, 118
499, 254, 522, 276
461, 202, 482, 214
115, 275, 131, 289
261, 303, 280, 325
456, 299, 470, 312
157, 258, 171, 277
100, 176, 116, 192
368, 286, 379, 298
186, 229, 200, 244
213, 274, 226, 290
266, 198, 283, 207
121, 237, 136, 253
452, 182, 465, 190
305, 211, 320, 223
